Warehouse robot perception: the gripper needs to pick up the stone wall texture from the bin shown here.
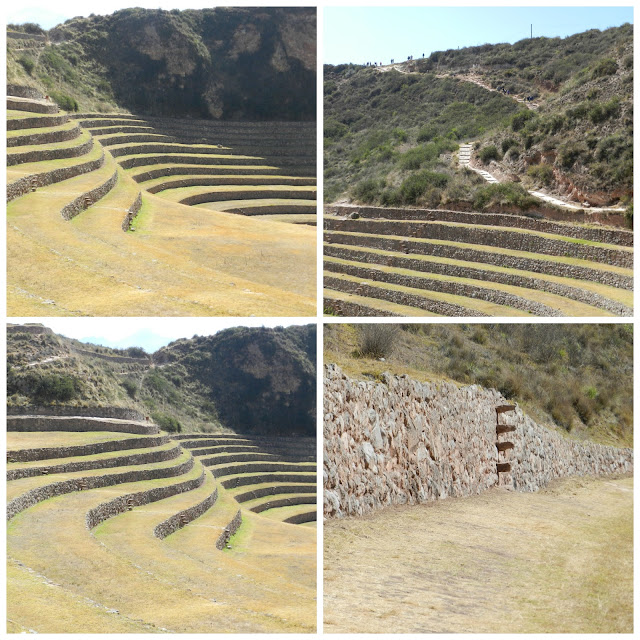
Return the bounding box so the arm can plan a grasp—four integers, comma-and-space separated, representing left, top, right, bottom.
220, 472, 315, 490
7, 415, 158, 435
60, 170, 118, 220
153, 487, 218, 539
327, 205, 634, 247
324, 246, 632, 317
8, 434, 170, 463
323, 218, 633, 269
7, 405, 146, 420
7, 137, 94, 167
8, 124, 82, 148
7, 114, 69, 131
7, 84, 46, 99
7, 151, 105, 202
324, 231, 633, 290
324, 297, 402, 317
216, 509, 243, 549
324, 276, 489, 317
7, 97, 59, 115
324, 260, 564, 317
283, 511, 316, 524
7, 457, 194, 520
122, 191, 143, 231
323, 365, 632, 518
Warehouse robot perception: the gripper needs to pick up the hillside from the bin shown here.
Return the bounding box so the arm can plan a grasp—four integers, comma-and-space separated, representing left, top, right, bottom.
324, 24, 632, 211
7, 7, 316, 120
324, 323, 633, 447
7, 323, 316, 436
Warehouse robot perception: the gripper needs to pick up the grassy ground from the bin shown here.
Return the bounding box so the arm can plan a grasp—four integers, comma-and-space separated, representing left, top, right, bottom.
324, 475, 633, 633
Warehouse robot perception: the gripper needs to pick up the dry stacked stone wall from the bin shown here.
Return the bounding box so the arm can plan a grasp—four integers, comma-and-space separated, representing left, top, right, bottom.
324, 365, 632, 518
7, 415, 158, 435
153, 487, 218, 539
7, 137, 93, 167
7, 84, 46, 99
8, 124, 82, 148
60, 170, 118, 220
7, 405, 146, 420
216, 509, 243, 549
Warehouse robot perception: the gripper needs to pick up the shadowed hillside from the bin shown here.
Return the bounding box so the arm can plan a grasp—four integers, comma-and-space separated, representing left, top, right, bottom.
7, 324, 316, 436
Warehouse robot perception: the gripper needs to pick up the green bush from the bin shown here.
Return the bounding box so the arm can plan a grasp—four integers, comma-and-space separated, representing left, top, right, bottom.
17, 55, 36, 76
151, 411, 182, 433
527, 163, 554, 186
352, 178, 383, 203
33, 374, 80, 403
49, 91, 78, 112
511, 110, 535, 132
473, 183, 537, 210
478, 145, 500, 163
399, 170, 449, 204
357, 324, 399, 359
121, 379, 138, 399
591, 58, 618, 79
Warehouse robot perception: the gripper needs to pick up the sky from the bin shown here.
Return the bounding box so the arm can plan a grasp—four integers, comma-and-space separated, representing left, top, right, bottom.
324, 6, 634, 65
10, 318, 312, 353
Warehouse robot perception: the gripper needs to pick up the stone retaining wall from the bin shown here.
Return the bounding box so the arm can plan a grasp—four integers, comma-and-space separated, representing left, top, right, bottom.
324, 218, 633, 269
324, 297, 401, 317
85, 466, 202, 530
8, 124, 82, 148
122, 191, 143, 231
87, 126, 155, 136
132, 166, 282, 182
6, 324, 53, 335
7, 114, 69, 131
7, 137, 93, 167
7, 151, 105, 202
147, 176, 316, 194
60, 170, 118, 220
73, 113, 140, 120
7, 457, 195, 520
324, 247, 632, 317
324, 276, 488, 317
7, 415, 158, 435
234, 484, 316, 503
7, 98, 58, 115
180, 189, 315, 206
73, 348, 148, 364
324, 231, 633, 290
325, 260, 564, 317
250, 495, 316, 513
190, 444, 315, 459
224, 205, 316, 215
207, 461, 316, 477
283, 511, 316, 524
7, 405, 145, 420
7, 33, 47, 42
199, 452, 312, 466
119, 154, 262, 170
328, 205, 633, 247
8, 444, 182, 480
220, 472, 316, 489
8, 435, 169, 463
154, 486, 219, 539
7, 84, 45, 99
97, 134, 176, 147
324, 364, 633, 518
216, 509, 243, 549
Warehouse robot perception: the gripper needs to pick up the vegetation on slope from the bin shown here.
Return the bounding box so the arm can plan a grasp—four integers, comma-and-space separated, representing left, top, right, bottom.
7, 324, 316, 436
7, 7, 316, 120
325, 24, 632, 209
324, 323, 633, 447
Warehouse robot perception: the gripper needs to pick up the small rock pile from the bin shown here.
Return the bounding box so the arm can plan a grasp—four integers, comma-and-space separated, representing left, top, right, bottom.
323, 365, 632, 518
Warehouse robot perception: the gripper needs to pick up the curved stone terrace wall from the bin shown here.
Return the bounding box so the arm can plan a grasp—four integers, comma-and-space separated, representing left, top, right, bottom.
324, 260, 564, 317
154, 487, 219, 539
283, 511, 316, 524
223, 204, 316, 215
7, 151, 105, 202
8, 124, 83, 148
324, 231, 633, 290
324, 364, 632, 518
249, 495, 316, 513
220, 472, 316, 489
206, 461, 315, 477
8, 435, 170, 463
324, 297, 402, 317
132, 166, 283, 182
7, 405, 146, 420
216, 509, 243, 549
8, 444, 182, 481
7, 97, 59, 115
85, 467, 203, 530
7, 84, 45, 99
324, 276, 490, 317
122, 191, 143, 231
60, 170, 118, 221
324, 247, 632, 317
7, 114, 69, 131
7, 137, 94, 167
147, 176, 317, 194
324, 218, 632, 269
7, 415, 158, 435
234, 484, 316, 502
7, 457, 195, 520
118, 154, 265, 170
328, 205, 633, 248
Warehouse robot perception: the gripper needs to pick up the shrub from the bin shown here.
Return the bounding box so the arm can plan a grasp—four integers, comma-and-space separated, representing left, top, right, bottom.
511, 110, 535, 132
501, 138, 518, 153
591, 58, 618, 79
399, 170, 448, 203
358, 324, 399, 359
478, 145, 500, 163
393, 128, 408, 143
125, 346, 148, 358
352, 178, 383, 203
527, 163, 554, 186
17, 55, 36, 76
49, 91, 78, 112
151, 412, 182, 433
33, 374, 80, 402
121, 379, 138, 399
473, 183, 537, 210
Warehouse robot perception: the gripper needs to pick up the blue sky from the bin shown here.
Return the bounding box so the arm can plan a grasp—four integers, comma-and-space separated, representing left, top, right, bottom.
324, 6, 633, 65
10, 318, 311, 353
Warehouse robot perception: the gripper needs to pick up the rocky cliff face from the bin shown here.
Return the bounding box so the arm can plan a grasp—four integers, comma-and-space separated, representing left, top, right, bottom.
48, 7, 316, 120
324, 365, 632, 518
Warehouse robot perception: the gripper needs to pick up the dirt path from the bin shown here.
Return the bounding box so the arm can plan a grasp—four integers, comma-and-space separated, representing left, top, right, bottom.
324, 475, 633, 633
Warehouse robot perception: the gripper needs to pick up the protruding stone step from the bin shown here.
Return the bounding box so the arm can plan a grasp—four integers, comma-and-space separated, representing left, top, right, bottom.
496, 441, 514, 452
496, 424, 517, 435
496, 462, 511, 473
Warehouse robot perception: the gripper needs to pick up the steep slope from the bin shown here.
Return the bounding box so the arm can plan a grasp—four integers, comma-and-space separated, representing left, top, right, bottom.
7, 324, 316, 436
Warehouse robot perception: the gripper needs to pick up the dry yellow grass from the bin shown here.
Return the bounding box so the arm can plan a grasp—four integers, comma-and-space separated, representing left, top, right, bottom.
324, 475, 633, 633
